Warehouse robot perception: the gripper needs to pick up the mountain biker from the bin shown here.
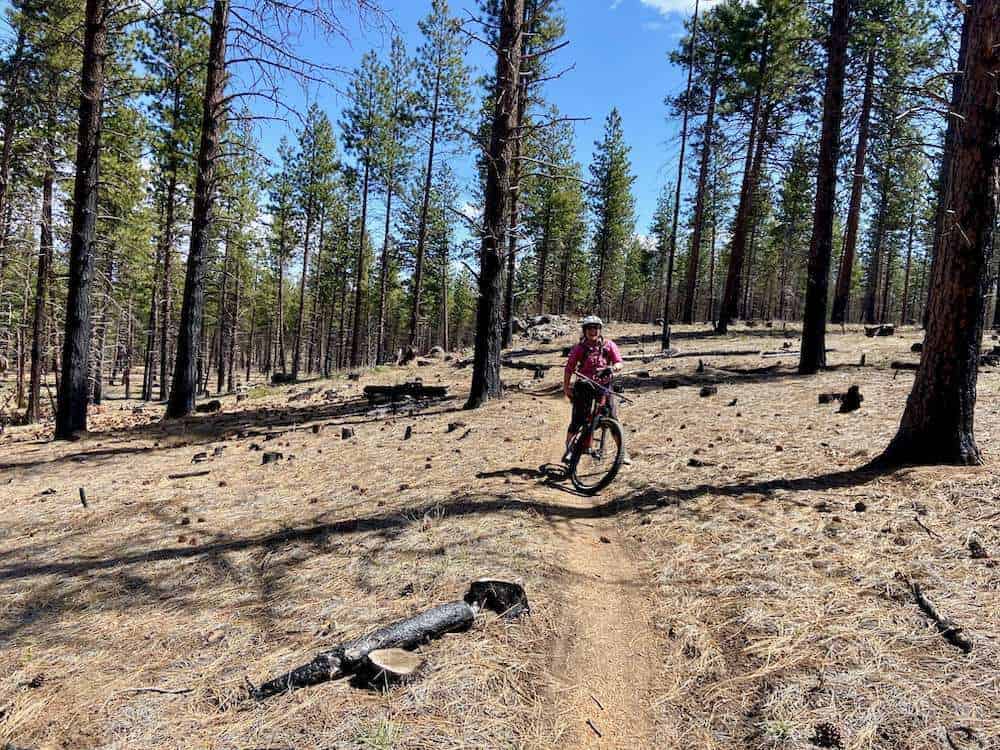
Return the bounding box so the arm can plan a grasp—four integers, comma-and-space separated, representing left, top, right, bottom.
563, 316, 630, 465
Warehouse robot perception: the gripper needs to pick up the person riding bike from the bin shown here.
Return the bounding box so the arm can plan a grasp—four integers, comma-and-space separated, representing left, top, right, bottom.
563, 316, 630, 465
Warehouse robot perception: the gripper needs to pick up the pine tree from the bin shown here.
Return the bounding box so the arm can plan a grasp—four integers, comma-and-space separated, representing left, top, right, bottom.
55, 0, 110, 438
291, 104, 337, 379
410, 0, 470, 345
876, 0, 999, 466
588, 108, 636, 320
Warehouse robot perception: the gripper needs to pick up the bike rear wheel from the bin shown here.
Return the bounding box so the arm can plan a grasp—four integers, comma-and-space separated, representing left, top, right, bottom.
569, 417, 624, 494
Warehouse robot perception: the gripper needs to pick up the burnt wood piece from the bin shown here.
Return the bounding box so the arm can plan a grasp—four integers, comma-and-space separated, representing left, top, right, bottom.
252, 580, 529, 700
501, 360, 555, 372
363, 382, 449, 405
838, 385, 863, 413
910, 580, 972, 653
911, 342, 923, 353
271, 372, 296, 385
818, 392, 842, 405
891, 361, 919, 371
865, 325, 895, 337
195, 399, 221, 413
252, 600, 475, 700
464, 579, 529, 619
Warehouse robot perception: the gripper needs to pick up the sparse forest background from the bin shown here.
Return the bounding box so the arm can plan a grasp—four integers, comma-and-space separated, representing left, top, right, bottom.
0, 0, 992, 431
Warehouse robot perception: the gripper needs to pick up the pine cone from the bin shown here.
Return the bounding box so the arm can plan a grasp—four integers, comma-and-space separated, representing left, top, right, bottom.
811, 722, 843, 749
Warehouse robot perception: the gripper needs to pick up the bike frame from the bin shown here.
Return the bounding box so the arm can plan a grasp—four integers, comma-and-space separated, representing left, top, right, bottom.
569, 371, 633, 455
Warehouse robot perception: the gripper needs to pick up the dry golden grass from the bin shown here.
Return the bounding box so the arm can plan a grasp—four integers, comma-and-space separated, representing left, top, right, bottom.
1, 322, 998, 749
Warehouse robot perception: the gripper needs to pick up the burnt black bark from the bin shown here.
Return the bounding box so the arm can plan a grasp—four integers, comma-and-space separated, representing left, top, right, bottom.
166, 0, 229, 418
466, 0, 524, 409
799, 0, 852, 374
876, 0, 999, 466
831, 45, 876, 325
681, 47, 721, 325
55, 0, 108, 439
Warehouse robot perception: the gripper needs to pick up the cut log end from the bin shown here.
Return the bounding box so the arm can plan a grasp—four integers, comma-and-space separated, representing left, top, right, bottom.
358, 648, 425, 690
465, 579, 530, 619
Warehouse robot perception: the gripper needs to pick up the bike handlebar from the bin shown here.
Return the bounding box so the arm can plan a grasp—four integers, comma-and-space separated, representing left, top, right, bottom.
574, 370, 635, 405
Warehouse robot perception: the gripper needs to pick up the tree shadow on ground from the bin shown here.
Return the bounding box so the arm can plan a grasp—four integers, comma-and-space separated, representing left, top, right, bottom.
0, 396, 465, 473
0, 463, 894, 588
614, 361, 869, 395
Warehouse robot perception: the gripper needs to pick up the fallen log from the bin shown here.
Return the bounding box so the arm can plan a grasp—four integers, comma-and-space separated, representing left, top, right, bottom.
363, 382, 449, 405
890, 361, 919, 371
865, 324, 895, 337
251, 579, 528, 700
501, 360, 555, 372
909, 580, 972, 653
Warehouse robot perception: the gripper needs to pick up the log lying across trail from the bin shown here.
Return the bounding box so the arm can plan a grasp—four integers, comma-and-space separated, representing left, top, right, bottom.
363, 381, 449, 405
251, 579, 528, 700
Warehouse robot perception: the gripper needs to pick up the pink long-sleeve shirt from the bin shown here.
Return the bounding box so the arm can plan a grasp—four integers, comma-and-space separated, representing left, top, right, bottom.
565, 338, 623, 380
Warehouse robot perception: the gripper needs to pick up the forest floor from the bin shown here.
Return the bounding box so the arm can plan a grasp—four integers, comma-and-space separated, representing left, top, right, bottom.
1, 323, 998, 750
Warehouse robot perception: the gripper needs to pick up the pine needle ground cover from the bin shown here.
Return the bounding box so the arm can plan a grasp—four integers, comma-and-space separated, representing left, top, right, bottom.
1, 324, 997, 749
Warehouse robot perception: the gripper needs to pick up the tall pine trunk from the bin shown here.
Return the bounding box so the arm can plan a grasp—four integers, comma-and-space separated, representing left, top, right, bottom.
899, 209, 915, 325
376, 180, 394, 363
409, 72, 441, 344
681, 47, 720, 325
660, 0, 699, 348
55, 0, 108, 439
166, 0, 228, 418
717, 35, 769, 334
466, 0, 523, 409
0, 28, 25, 286
27, 155, 54, 423
536, 201, 552, 314
799, 0, 850, 374
291, 194, 315, 379
351, 160, 370, 367
877, 0, 999, 466
925, 15, 972, 330
831, 45, 876, 324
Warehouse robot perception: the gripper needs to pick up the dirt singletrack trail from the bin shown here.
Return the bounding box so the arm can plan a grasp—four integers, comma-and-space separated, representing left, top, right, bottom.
531, 395, 660, 748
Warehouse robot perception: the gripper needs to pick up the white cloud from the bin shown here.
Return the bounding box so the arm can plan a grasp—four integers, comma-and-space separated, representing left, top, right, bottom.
610, 0, 624, 8
639, 0, 722, 16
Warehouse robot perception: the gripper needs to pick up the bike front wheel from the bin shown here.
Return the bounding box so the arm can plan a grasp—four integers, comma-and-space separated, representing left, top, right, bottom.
569, 417, 624, 494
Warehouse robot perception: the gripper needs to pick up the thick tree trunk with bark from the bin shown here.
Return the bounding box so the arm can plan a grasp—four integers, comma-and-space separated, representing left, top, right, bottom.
661, 0, 699, 349
681, 47, 720, 325
55, 0, 108, 439
877, 0, 999, 466
831, 45, 876, 324
166, 0, 229, 419
466, 0, 523, 410
925, 16, 972, 329
717, 36, 769, 334
799, 0, 851, 374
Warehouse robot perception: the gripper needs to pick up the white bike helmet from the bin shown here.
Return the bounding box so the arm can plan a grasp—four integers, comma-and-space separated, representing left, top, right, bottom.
581, 315, 603, 329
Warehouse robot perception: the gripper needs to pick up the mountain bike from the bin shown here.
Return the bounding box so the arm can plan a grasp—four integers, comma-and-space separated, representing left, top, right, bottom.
564, 369, 632, 494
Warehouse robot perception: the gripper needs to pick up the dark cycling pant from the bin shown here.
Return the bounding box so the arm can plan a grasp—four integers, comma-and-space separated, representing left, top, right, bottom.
569, 379, 617, 434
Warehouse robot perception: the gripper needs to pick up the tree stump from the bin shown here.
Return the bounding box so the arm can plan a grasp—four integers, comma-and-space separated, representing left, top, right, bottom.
838, 385, 863, 413
357, 649, 424, 690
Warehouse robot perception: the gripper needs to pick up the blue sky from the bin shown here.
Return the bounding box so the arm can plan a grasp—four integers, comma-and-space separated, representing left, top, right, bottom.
250, 0, 708, 236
